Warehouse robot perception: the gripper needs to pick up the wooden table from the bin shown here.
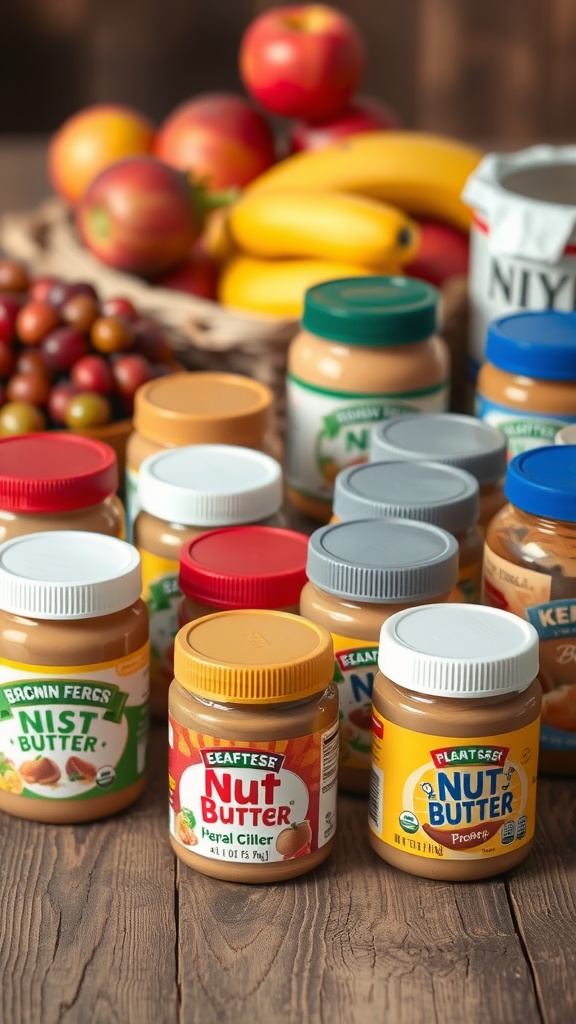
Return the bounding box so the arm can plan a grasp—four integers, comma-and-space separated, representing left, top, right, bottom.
1, 139, 575, 1024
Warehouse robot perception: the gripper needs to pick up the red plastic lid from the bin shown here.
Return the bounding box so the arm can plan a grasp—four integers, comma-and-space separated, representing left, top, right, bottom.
179, 526, 309, 610
0, 433, 119, 512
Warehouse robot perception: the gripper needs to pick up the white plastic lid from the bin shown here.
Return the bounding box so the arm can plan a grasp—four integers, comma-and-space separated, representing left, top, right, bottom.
0, 531, 142, 620
379, 604, 539, 697
555, 424, 576, 446
138, 445, 283, 527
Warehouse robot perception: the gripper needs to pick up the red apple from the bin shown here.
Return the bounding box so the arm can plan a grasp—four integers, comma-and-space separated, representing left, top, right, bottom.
239, 5, 365, 122
289, 94, 400, 152
155, 253, 219, 301
404, 219, 469, 287
155, 93, 276, 192
76, 156, 200, 277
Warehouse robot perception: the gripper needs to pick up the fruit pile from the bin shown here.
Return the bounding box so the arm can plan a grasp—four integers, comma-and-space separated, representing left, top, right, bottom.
0, 259, 174, 435
42, 4, 480, 320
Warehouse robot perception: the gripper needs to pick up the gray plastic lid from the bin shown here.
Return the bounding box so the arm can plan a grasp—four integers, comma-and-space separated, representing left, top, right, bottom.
306, 518, 459, 603
369, 414, 508, 485
333, 460, 480, 534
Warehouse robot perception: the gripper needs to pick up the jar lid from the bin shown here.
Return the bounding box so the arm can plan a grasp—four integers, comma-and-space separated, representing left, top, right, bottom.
486, 311, 576, 381
0, 530, 141, 619
179, 526, 309, 609
306, 518, 458, 603
301, 276, 439, 346
133, 372, 273, 447
379, 604, 539, 697
333, 460, 479, 534
0, 433, 118, 512
505, 445, 576, 521
138, 445, 283, 527
174, 609, 334, 703
370, 413, 508, 485
556, 423, 576, 445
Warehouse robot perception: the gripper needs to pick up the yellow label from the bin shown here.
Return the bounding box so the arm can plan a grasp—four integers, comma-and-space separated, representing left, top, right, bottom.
332, 633, 378, 773
140, 549, 181, 688
369, 707, 540, 861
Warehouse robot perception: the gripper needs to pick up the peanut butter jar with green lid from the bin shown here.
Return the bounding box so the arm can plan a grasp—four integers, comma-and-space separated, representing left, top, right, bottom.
169, 609, 338, 883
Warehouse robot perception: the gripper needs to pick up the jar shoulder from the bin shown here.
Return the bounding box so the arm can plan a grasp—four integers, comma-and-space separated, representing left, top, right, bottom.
0, 601, 148, 666
478, 363, 576, 415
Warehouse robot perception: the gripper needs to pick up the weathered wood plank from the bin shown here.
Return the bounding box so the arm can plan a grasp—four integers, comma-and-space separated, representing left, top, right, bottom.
177, 792, 541, 1024
507, 777, 576, 1024
0, 725, 177, 1024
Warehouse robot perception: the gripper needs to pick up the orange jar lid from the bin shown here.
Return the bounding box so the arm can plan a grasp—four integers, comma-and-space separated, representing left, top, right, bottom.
174, 609, 333, 704
133, 372, 273, 447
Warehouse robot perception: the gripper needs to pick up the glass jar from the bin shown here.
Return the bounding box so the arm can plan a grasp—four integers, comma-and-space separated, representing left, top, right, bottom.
483, 444, 576, 774
0, 531, 148, 823
332, 459, 482, 602
370, 412, 508, 530
369, 603, 541, 880
0, 432, 124, 542
285, 276, 449, 523
169, 609, 338, 882
300, 517, 458, 794
134, 444, 284, 713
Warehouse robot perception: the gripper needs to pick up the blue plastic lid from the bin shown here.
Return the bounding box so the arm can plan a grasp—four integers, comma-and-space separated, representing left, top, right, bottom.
486, 311, 576, 380
505, 445, 576, 521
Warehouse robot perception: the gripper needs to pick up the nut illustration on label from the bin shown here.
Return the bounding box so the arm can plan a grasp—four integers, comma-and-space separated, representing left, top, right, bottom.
275, 820, 312, 860
66, 756, 97, 783
0, 753, 23, 794
20, 757, 61, 786
176, 808, 198, 846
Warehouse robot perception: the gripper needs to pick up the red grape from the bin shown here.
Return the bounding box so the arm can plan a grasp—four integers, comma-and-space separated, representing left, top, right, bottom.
16, 301, 60, 345
71, 354, 114, 394
101, 296, 137, 321
48, 381, 79, 424
40, 326, 89, 372
6, 373, 51, 407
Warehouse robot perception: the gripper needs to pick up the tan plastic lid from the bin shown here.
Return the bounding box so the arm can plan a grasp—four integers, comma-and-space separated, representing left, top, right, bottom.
133, 371, 273, 447
174, 609, 334, 704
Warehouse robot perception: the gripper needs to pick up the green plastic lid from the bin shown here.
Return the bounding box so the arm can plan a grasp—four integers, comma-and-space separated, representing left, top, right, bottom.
301, 276, 439, 347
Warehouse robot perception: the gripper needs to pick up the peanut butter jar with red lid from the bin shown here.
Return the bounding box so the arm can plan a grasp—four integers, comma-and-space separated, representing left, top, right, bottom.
169, 609, 338, 883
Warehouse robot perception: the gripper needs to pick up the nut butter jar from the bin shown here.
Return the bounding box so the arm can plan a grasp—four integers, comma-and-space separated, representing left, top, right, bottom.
0, 531, 149, 823
370, 413, 508, 530
179, 526, 309, 625
169, 609, 338, 883
134, 444, 284, 712
125, 371, 277, 536
476, 311, 576, 457
0, 433, 124, 542
332, 460, 482, 603
300, 518, 459, 794
483, 445, 576, 775
285, 276, 450, 523
369, 604, 541, 881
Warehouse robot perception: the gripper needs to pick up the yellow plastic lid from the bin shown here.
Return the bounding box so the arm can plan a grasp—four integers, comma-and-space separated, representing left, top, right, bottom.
174, 609, 334, 704
133, 372, 273, 447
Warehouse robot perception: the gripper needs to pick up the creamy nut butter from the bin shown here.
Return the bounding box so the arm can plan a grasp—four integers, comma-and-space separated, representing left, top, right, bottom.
134, 445, 284, 713
179, 526, 308, 625
0, 433, 124, 542
169, 610, 338, 882
126, 371, 276, 535
300, 518, 458, 794
369, 604, 541, 880
285, 277, 449, 523
370, 413, 508, 530
483, 445, 576, 775
476, 311, 576, 457
332, 460, 482, 602
0, 531, 148, 823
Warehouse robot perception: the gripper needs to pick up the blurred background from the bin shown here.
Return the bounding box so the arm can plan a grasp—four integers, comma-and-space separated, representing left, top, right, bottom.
0, 0, 573, 145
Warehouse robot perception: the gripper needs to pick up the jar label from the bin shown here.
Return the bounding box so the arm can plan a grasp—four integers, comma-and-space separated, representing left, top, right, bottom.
483, 543, 576, 751
475, 394, 575, 458
0, 645, 149, 800
369, 707, 539, 861
168, 714, 339, 863
285, 374, 449, 503
332, 633, 378, 774
140, 549, 181, 689
125, 465, 139, 543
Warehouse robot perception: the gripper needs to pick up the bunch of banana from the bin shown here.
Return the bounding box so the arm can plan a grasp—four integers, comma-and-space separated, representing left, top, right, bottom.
218, 131, 482, 317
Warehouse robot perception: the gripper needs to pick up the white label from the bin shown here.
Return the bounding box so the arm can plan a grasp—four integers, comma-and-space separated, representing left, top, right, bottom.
475, 393, 576, 457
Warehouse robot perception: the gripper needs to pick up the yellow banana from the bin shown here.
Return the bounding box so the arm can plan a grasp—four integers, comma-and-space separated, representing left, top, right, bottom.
245, 131, 483, 233
227, 190, 419, 267
218, 256, 390, 318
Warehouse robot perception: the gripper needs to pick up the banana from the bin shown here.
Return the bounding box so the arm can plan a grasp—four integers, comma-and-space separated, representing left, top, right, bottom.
227, 190, 419, 267
218, 256, 391, 318
245, 131, 483, 233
